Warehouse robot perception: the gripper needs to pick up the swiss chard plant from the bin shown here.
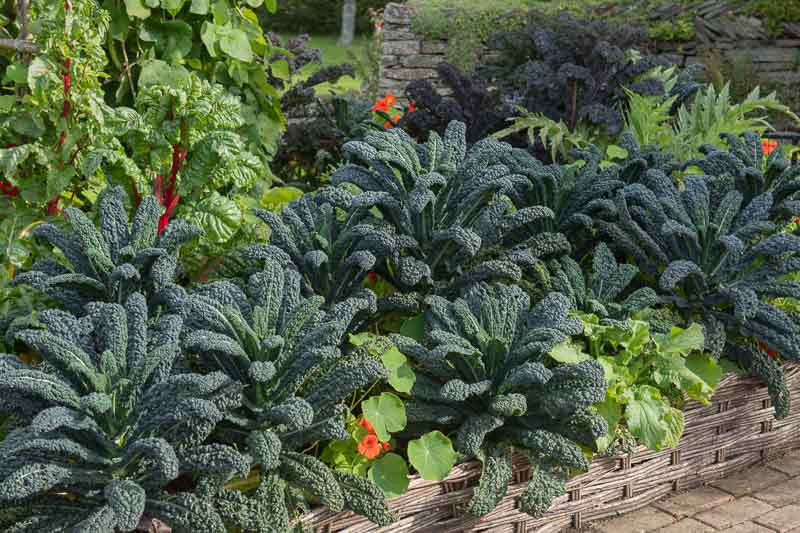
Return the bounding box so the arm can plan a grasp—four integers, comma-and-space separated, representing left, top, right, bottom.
0, 293, 246, 531
393, 282, 607, 518
179, 256, 394, 528
596, 168, 800, 417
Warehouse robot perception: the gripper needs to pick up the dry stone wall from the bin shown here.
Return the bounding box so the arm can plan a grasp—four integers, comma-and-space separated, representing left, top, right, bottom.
379, 2, 800, 98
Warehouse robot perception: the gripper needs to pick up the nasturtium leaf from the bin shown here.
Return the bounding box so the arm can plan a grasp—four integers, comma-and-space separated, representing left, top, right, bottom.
124, 0, 151, 18
243, 0, 264, 7
190, 0, 210, 14
264, 0, 277, 12
407, 431, 457, 481
549, 341, 589, 363
381, 347, 416, 393
219, 29, 253, 63
349, 332, 377, 347
606, 144, 629, 160
186, 192, 243, 244
260, 186, 303, 212
654, 323, 705, 356
368, 453, 409, 499
399, 314, 424, 342
362, 392, 406, 442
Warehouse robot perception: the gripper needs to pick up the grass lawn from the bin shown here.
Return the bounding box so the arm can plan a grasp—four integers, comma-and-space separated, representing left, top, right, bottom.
280, 33, 370, 95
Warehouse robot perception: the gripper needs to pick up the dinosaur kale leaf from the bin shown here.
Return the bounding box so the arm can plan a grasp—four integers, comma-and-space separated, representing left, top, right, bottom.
549, 243, 658, 322
181, 256, 393, 527
597, 168, 800, 417
683, 131, 800, 223
249, 187, 398, 308
12, 186, 201, 315
0, 293, 242, 532
330, 121, 569, 309
393, 282, 606, 518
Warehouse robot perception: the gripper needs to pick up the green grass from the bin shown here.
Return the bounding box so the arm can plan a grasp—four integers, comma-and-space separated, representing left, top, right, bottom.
280, 33, 370, 95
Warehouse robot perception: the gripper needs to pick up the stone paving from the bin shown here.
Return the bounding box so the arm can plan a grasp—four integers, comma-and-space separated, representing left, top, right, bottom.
579, 450, 800, 533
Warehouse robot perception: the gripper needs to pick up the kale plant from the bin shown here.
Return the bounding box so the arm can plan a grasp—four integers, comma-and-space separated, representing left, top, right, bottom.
13, 187, 201, 316
478, 11, 698, 141
250, 187, 399, 308
596, 169, 800, 417
683, 132, 800, 221
397, 63, 516, 145
180, 257, 393, 528
392, 283, 606, 518
329, 121, 569, 309
549, 243, 658, 322
0, 294, 244, 531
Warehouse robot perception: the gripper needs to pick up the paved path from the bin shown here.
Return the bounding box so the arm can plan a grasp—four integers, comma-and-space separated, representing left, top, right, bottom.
579, 450, 800, 533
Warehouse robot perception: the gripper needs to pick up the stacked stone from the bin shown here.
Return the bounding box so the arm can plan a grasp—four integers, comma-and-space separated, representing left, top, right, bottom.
380, 3, 449, 99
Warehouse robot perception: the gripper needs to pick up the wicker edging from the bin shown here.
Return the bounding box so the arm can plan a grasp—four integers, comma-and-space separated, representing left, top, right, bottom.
301, 363, 800, 532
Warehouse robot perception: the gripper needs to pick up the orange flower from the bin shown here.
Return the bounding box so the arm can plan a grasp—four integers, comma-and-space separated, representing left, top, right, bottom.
758, 339, 779, 359
384, 113, 401, 128
408, 100, 417, 113
382, 441, 391, 451
371, 93, 397, 113
358, 417, 375, 435
358, 434, 382, 459
762, 139, 778, 156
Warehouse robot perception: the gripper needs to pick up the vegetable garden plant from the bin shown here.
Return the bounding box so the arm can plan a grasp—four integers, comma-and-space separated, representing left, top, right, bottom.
2, 1, 800, 532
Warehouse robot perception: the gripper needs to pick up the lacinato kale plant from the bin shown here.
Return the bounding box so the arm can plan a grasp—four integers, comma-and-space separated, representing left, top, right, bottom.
392, 282, 606, 518
250, 187, 398, 308
0, 293, 244, 532
549, 243, 658, 322
683, 132, 800, 222
596, 168, 800, 417
13, 187, 201, 316
180, 257, 394, 528
328, 121, 569, 309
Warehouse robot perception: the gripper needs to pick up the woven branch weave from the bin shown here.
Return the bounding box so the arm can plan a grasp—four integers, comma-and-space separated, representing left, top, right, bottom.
301, 364, 800, 532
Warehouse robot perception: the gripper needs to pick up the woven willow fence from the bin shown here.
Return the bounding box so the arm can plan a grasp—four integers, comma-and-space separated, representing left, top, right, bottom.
301, 364, 800, 532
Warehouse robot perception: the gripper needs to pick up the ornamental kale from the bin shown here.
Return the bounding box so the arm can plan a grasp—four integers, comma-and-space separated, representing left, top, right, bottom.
396, 63, 516, 145
392, 283, 606, 517
13, 187, 201, 316
479, 11, 669, 136
0, 293, 244, 532
180, 256, 393, 528
549, 243, 658, 322
330, 121, 569, 308
596, 169, 800, 417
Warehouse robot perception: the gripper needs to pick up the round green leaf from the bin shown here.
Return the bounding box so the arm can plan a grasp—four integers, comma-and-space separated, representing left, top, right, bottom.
381, 347, 416, 393
362, 392, 406, 442
407, 431, 457, 481
368, 453, 409, 499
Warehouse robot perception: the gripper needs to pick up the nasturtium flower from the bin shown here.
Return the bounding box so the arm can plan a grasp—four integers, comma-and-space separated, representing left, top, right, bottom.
762, 138, 778, 156
358, 434, 382, 459
359, 417, 376, 435
372, 92, 397, 113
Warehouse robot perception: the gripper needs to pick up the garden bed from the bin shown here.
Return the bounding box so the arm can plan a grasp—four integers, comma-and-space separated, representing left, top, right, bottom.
301, 363, 800, 532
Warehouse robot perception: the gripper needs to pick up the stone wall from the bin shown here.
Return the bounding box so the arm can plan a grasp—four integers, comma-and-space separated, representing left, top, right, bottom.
379, 2, 800, 98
